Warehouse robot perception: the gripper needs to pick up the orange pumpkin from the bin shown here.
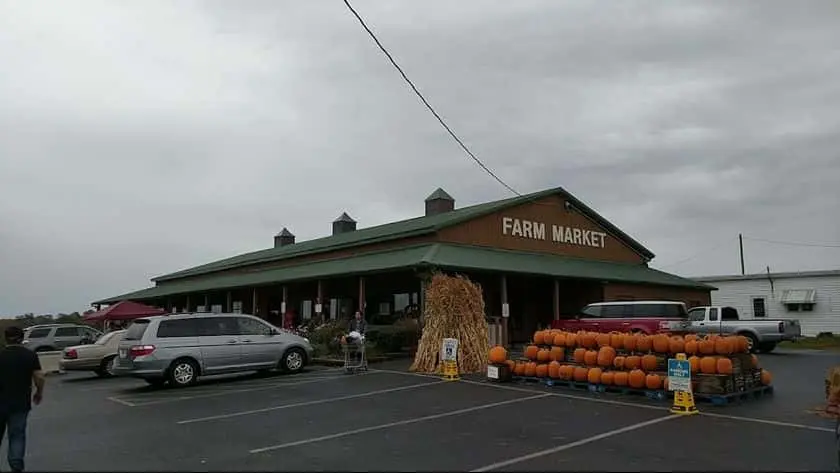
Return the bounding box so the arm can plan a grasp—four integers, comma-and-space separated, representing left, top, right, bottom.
525, 345, 539, 360
549, 346, 565, 362
624, 333, 638, 351
716, 357, 733, 375
699, 356, 717, 374
641, 354, 658, 371
535, 363, 549, 378
715, 337, 733, 356
684, 340, 698, 355
537, 349, 551, 362
735, 335, 749, 353
652, 334, 670, 354
553, 332, 567, 347
698, 339, 715, 355
505, 359, 516, 371
533, 331, 546, 345
645, 373, 663, 390
625, 355, 641, 370
573, 348, 587, 364
669, 336, 685, 354
610, 332, 625, 349
573, 366, 589, 382
628, 369, 646, 388
596, 333, 611, 348
688, 355, 700, 373
514, 362, 525, 376
584, 350, 598, 366
580, 332, 597, 349
684, 333, 698, 343
587, 367, 603, 384
488, 346, 507, 364
559, 364, 574, 380
548, 361, 561, 378
524, 362, 537, 377
564, 333, 577, 348
613, 371, 629, 386
750, 354, 760, 369
613, 356, 626, 370
760, 369, 772, 385
597, 346, 617, 367
636, 335, 652, 352
601, 371, 615, 385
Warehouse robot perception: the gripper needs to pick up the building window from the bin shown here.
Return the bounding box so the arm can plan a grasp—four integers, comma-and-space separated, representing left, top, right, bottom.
786, 303, 814, 312
752, 297, 766, 318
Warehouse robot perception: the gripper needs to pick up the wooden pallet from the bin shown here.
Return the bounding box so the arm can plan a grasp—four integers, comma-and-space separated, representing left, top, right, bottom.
694, 385, 774, 406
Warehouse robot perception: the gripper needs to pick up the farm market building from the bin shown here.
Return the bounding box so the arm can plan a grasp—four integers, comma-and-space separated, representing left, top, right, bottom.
93, 187, 713, 344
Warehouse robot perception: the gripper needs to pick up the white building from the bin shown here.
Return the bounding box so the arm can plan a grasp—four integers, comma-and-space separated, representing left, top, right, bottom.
692, 269, 840, 337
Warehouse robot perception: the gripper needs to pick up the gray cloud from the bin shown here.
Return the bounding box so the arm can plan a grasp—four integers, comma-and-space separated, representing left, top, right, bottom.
1, 0, 839, 315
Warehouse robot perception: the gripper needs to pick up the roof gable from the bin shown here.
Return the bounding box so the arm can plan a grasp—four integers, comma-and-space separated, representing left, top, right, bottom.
153, 186, 654, 282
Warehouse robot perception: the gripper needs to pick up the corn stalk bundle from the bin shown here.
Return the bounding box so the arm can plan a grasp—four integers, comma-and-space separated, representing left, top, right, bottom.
410, 272, 489, 374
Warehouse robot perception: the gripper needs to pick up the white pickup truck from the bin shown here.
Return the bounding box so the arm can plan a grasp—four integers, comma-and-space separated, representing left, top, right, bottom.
687, 306, 801, 353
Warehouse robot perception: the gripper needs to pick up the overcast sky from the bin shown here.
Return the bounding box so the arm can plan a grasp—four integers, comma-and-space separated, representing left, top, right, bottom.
1, 1, 839, 315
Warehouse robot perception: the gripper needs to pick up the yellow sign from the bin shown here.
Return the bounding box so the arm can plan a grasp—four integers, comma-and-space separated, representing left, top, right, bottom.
669, 353, 698, 415
442, 360, 459, 381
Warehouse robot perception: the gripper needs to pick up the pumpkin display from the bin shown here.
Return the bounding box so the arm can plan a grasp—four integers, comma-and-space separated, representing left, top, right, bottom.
573, 348, 587, 364
549, 346, 565, 362
669, 336, 685, 354
488, 346, 507, 364
596, 333, 611, 348
684, 334, 698, 343
698, 339, 715, 355
716, 357, 733, 375
613, 356, 626, 370
688, 355, 700, 373
587, 367, 603, 384
514, 362, 526, 376
525, 345, 539, 360
559, 364, 574, 380
600, 371, 615, 385
628, 369, 646, 389
573, 366, 589, 382
715, 337, 733, 356
613, 371, 629, 386
597, 346, 617, 367
548, 361, 561, 379
580, 332, 597, 349
534, 331, 546, 345
760, 369, 772, 385
623, 333, 638, 351
636, 335, 652, 352
735, 335, 749, 353
699, 356, 717, 374
750, 354, 760, 369
535, 363, 549, 378
537, 349, 551, 362
684, 340, 698, 355
565, 333, 578, 348
553, 332, 567, 347
505, 359, 516, 371
645, 373, 663, 390
624, 355, 641, 370
652, 334, 670, 354
610, 332, 625, 349
641, 354, 658, 371
584, 350, 598, 366
524, 362, 537, 377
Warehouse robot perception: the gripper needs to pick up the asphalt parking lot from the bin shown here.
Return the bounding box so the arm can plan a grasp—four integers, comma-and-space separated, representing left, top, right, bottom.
11, 349, 839, 471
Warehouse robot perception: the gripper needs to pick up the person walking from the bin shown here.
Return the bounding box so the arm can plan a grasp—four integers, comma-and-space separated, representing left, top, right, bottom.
0, 326, 46, 472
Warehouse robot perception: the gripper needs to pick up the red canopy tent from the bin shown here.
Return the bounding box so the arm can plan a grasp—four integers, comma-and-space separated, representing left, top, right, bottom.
84, 300, 166, 322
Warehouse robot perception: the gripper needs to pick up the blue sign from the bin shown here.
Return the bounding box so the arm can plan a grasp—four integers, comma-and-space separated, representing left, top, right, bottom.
667, 359, 691, 392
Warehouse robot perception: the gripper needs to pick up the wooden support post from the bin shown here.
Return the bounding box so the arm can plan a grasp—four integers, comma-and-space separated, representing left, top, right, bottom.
281, 286, 288, 314
553, 279, 560, 322
316, 280, 324, 317
226, 291, 232, 313
500, 275, 509, 347
358, 276, 366, 315
252, 288, 258, 315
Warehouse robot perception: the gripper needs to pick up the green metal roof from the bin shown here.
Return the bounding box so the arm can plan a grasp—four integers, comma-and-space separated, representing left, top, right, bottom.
93, 243, 705, 305
153, 186, 656, 283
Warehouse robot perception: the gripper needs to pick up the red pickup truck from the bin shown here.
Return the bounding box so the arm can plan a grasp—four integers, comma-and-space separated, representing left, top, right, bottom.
551, 301, 691, 335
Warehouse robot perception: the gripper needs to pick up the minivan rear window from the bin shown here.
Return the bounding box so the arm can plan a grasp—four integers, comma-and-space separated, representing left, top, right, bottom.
124, 320, 150, 341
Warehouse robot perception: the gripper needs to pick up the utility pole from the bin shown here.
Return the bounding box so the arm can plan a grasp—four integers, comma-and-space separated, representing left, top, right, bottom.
739, 233, 745, 275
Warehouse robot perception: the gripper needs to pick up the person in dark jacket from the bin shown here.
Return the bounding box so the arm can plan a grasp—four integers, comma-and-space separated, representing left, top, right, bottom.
348, 311, 367, 335
0, 326, 46, 472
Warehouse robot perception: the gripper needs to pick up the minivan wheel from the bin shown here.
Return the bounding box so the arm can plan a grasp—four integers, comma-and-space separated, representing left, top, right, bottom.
168, 359, 198, 387
280, 348, 306, 373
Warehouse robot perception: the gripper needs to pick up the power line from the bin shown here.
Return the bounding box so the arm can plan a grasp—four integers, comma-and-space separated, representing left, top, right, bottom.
655, 236, 739, 271
341, 0, 520, 196
742, 236, 840, 249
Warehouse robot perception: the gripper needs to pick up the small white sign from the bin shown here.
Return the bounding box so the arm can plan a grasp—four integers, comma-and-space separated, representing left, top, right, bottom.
211, 304, 222, 314
667, 358, 692, 392
196, 305, 206, 313
441, 338, 459, 362
315, 303, 323, 314
487, 365, 499, 379
501, 303, 510, 318
280, 302, 286, 313
232, 301, 243, 314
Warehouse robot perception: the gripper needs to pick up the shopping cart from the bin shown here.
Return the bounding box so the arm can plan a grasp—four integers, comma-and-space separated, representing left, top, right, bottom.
342, 333, 368, 374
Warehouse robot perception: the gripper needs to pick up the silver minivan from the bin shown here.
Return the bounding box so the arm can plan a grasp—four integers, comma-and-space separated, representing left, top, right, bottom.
113, 313, 314, 387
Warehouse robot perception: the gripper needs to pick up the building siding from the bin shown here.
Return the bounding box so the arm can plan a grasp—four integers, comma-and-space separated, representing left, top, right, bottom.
699, 274, 840, 336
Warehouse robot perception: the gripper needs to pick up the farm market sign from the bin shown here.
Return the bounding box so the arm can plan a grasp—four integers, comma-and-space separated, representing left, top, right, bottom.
501, 217, 607, 248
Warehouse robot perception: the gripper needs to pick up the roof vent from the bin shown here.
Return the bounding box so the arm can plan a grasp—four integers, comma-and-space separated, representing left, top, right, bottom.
332, 212, 357, 235
424, 188, 455, 216
274, 228, 295, 248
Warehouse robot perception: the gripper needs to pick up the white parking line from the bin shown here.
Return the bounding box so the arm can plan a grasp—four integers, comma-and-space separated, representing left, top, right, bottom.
470, 414, 681, 471
106, 396, 138, 407
109, 372, 377, 407
249, 393, 551, 454
178, 380, 446, 424
701, 411, 834, 433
